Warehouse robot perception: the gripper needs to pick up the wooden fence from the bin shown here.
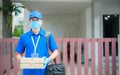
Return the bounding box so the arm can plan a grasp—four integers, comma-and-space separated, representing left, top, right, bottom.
0, 38, 118, 75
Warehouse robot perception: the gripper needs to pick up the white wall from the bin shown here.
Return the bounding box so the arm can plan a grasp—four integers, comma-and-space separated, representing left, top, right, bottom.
43, 13, 81, 38
86, 7, 92, 38
79, 9, 87, 38
24, 9, 30, 33
0, 0, 2, 38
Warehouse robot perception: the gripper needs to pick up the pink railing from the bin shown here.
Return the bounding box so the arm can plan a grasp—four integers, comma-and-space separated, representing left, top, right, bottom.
0, 38, 118, 75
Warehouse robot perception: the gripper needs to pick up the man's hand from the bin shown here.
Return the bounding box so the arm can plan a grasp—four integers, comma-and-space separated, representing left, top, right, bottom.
16, 53, 22, 61
43, 57, 50, 68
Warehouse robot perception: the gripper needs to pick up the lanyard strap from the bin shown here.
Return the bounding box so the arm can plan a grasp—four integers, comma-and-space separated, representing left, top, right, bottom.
31, 35, 40, 53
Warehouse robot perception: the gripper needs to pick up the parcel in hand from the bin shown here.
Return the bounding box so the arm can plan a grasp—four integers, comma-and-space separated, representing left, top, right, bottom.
20, 58, 44, 69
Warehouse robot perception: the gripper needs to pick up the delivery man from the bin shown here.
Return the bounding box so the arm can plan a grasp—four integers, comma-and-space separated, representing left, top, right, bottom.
15, 10, 59, 75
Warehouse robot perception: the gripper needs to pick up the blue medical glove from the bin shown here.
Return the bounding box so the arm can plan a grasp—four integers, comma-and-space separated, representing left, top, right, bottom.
43, 57, 50, 68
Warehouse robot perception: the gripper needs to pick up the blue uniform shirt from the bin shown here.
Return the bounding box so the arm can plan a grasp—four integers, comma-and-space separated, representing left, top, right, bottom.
16, 28, 58, 75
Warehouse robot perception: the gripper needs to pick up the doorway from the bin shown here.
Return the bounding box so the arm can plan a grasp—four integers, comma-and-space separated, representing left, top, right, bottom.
103, 14, 119, 56
103, 15, 119, 38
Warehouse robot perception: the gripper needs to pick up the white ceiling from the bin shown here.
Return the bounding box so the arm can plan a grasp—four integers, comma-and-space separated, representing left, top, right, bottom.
11, 0, 92, 14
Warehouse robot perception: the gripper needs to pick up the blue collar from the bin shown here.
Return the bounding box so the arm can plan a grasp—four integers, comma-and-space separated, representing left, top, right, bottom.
28, 28, 45, 36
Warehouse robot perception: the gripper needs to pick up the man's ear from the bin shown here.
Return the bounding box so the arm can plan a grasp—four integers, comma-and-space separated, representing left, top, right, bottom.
41, 20, 43, 24
29, 19, 31, 25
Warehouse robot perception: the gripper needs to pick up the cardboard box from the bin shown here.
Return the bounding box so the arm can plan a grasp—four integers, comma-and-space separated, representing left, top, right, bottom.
20, 58, 44, 69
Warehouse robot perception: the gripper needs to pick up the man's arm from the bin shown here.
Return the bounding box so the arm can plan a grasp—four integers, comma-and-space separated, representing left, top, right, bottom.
16, 53, 22, 61
49, 49, 59, 61
43, 49, 59, 68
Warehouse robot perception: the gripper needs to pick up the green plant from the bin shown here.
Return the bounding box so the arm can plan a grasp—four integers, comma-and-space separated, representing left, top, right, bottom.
0, 3, 25, 34
0, 3, 25, 16
12, 21, 24, 37
13, 25, 23, 37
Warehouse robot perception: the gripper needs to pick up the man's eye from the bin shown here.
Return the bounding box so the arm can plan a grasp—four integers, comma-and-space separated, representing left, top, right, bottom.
36, 19, 39, 21
31, 19, 35, 21
32, 19, 39, 21
30, 18, 40, 21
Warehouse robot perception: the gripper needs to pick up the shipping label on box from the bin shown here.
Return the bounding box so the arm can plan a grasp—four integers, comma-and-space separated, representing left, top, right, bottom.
20, 58, 44, 69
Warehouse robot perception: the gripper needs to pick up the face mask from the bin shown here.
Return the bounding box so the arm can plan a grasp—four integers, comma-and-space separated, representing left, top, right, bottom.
30, 21, 42, 29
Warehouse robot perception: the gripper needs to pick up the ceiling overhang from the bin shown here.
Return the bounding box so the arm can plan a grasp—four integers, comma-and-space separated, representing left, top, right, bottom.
11, 0, 92, 14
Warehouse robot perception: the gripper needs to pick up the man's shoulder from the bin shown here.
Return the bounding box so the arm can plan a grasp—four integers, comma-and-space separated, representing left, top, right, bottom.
44, 31, 51, 38
20, 31, 31, 38
40, 28, 51, 37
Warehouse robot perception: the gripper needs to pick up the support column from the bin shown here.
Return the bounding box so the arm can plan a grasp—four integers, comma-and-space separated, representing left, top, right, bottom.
0, 0, 2, 38
118, 34, 120, 75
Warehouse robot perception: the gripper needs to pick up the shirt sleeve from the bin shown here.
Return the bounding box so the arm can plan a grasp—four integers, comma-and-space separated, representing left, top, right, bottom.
48, 34, 58, 51
15, 36, 25, 53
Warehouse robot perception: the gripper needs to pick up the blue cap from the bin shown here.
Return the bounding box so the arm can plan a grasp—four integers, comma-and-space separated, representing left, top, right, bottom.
29, 10, 43, 19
